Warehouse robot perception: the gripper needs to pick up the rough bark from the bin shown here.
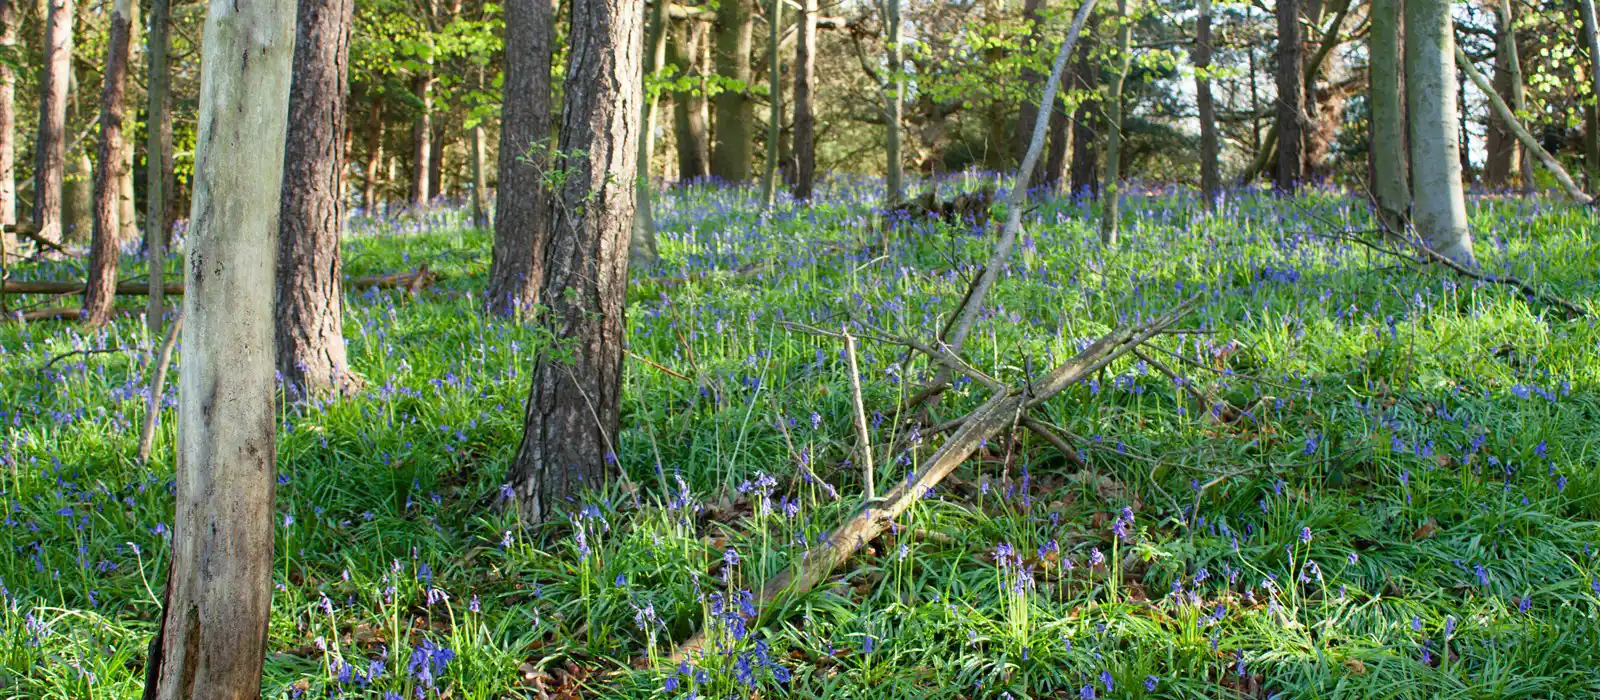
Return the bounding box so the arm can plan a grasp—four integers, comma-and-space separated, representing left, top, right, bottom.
1195, 0, 1219, 206
1406, 0, 1473, 267
1275, 0, 1303, 192
506, 0, 642, 522
791, 0, 816, 198
711, 0, 752, 181
670, 18, 711, 182
34, 0, 73, 250
143, 0, 294, 696
84, 0, 134, 327
277, 0, 354, 396
884, 0, 904, 204
1100, 0, 1130, 245
1370, 0, 1409, 233
1069, 19, 1099, 199
486, 0, 555, 319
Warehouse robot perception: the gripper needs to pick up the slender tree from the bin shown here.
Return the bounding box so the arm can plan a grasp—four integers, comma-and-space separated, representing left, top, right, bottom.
760, 0, 782, 206
146, 0, 174, 334
411, 71, 434, 206
142, 0, 295, 695
1369, 0, 1408, 234
505, 0, 642, 521
1014, 0, 1046, 170
884, 0, 904, 205
1484, 0, 1522, 189
277, 0, 356, 395
34, 0, 73, 250
671, 19, 711, 181
0, 0, 16, 242
1100, 0, 1131, 245
1275, 0, 1303, 192
712, 0, 752, 180
634, 0, 670, 259
362, 95, 385, 210
486, 0, 555, 319
792, 0, 816, 198
1194, 0, 1219, 207
1578, 0, 1600, 185
1406, 0, 1473, 266
1068, 18, 1099, 198
83, 0, 135, 326
470, 66, 490, 227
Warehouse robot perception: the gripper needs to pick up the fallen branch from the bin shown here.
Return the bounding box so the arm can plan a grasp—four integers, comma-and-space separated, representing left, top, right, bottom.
670, 295, 1198, 661
1, 266, 437, 297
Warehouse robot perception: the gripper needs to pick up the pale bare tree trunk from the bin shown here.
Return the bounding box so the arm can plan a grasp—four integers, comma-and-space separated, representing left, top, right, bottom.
1406, 0, 1474, 266
143, 0, 295, 696
791, 0, 816, 198
0, 0, 16, 252
1195, 0, 1219, 207
119, 0, 140, 244
1275, 0, 1303, 192
506, 0, 642, 522
1483, 0, 1519, 188
277, 0, 355, 396
34, 0, 73, 250
486, 0, 554, 318
712, 0, 752, 180
1100, 0, 1131, 245
84, 0, 135, 326
1370, 0, 1409, 233
884, 0, 903, 205
635, 0, 670, 261
146, 0, 173, 335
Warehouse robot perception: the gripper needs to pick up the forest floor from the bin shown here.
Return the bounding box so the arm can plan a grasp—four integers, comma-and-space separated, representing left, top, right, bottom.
3, 178, 1600, 699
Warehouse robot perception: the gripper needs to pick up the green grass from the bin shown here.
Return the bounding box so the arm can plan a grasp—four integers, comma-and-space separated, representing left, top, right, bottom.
2, 179, 1599, 699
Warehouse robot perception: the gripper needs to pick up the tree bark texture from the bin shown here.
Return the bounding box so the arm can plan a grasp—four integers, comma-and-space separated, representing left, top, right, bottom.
791, 0, 816, 198
671, 18, 711, 182
712, 0, 752, 181
84, 0, 134, 327
1483, 0, 1521, 188
143, 0, 295, 696
145, 0, 175, 335
410, 72, 434, 206
1195, 0, 1219, 206
1274, 0, 1303, 191
1370, 0, 1408, 232
1406, 0, 1474, 266
486, 0, 555, 319
33, 0, 73, 250
0, 0, 16, 238
507, 0, 642, 522
276, 0, 355, 396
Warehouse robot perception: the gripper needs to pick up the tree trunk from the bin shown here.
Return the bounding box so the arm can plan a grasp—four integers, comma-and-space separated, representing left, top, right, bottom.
1370, 0, 1409, 233
1579, 0, 1600, 187
146, 0, 173, 334
1457, 42, 1593, 204
34, 0, 73, 250
362, 96, 384, 210
884, 0, 904, 204
792, 0, 816, 198
64, 152, 92, 244
276, 0, 354, 396
1275, 0, 1303, 192
670, 18, 711, 182
1483, 0, 1519, 188
83, 0, 134, 327
634, 0, 668, 261
119, 0, 141, 245
1100, 0, 1130, 245
506, 0, 642, 522
711, 0, 752, 181
1195, 0, 1219, 207
428, 120, 445, 199
142, 0, 294, 696
0, 0, 17, 249
760, 0, 781, 206
411, 73, 433, 206
1014, 0, 1045, 170
1406, 0, 1474, 266
1069, 20, 1099, 198
1043, 95, 1070, 190
486, 0, 555, 319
